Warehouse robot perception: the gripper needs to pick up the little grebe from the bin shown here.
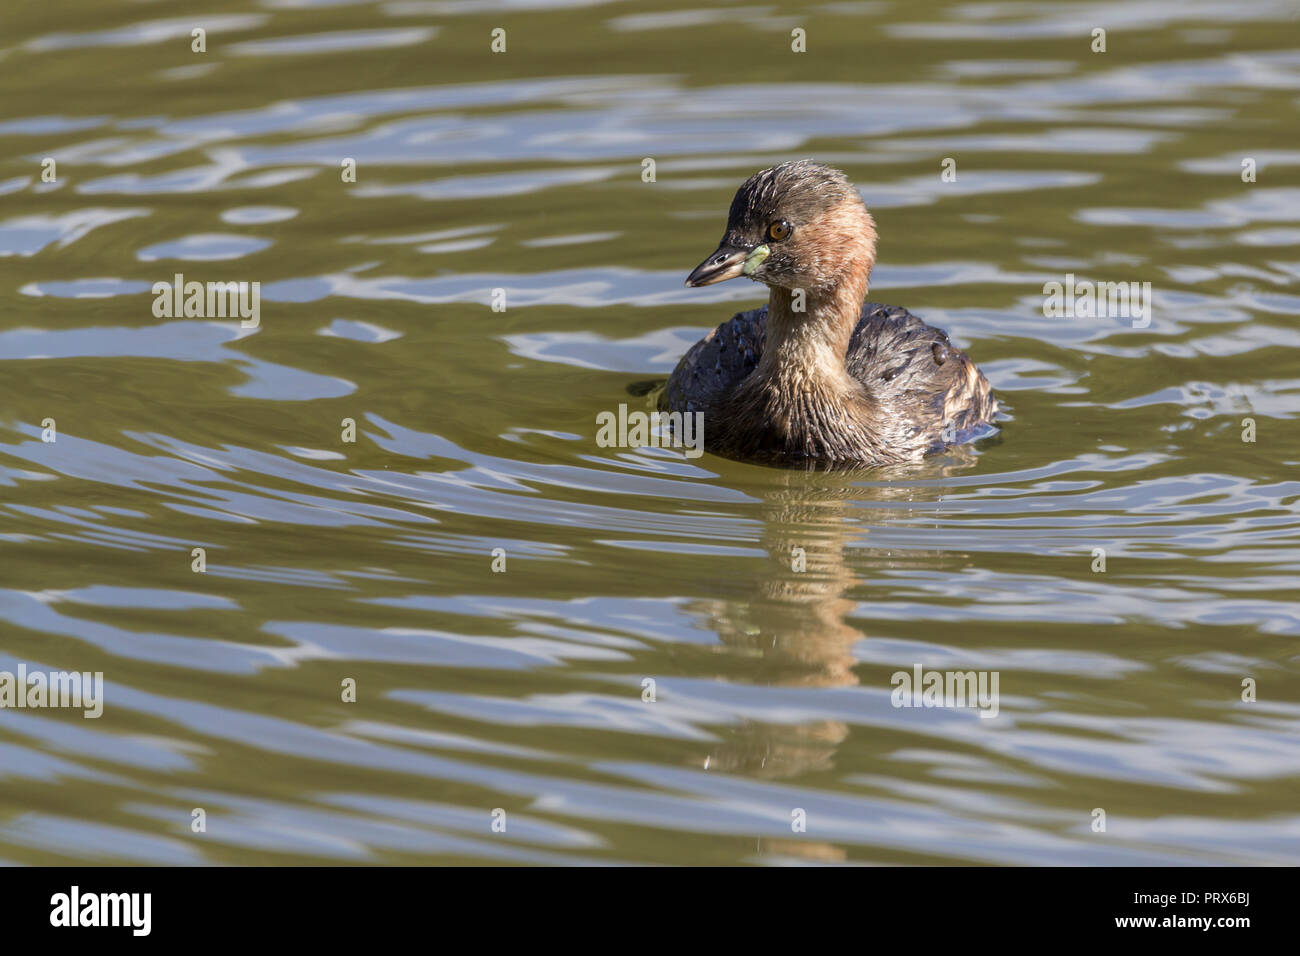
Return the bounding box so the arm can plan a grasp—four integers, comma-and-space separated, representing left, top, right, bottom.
661, 160, 998, 465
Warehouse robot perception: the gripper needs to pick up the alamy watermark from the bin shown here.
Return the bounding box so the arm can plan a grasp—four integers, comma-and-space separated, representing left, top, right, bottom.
0, 664, 103, 718
1043, 273, 1151, 328
151, 273, 259, 328
596, 403, 705, 459
891, 664, 999, 719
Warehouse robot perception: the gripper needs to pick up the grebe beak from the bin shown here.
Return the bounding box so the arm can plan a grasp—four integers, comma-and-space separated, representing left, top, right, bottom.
685, 243, 756, 287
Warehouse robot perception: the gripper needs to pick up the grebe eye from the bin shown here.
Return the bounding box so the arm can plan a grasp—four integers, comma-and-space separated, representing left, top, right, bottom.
766, 220, 791, 242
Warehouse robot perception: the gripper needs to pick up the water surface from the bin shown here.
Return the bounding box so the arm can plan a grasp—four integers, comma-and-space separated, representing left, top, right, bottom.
1, 0, 1298, 865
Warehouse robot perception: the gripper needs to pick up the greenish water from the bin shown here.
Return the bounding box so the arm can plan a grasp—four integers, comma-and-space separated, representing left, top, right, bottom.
1, 0, 1298, 864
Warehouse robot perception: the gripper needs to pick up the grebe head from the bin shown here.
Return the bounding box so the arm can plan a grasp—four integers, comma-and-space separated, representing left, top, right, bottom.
685, 160, 877, 296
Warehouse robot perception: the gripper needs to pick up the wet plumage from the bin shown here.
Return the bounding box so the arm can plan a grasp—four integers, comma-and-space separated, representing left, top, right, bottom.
660, 160, 998, 466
